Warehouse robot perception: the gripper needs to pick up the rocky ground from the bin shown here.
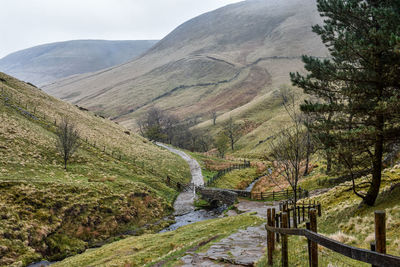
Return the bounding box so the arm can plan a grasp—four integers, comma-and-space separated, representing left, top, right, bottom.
178, 200, 278, 266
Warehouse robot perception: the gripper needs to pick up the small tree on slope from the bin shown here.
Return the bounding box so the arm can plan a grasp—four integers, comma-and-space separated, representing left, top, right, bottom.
56, 117, 80, 170
268, 88, 308, 228
291, 0, 400, 206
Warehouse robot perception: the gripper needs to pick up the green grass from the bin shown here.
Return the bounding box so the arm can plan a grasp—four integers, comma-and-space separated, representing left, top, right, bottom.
186, 150, 241, 182
52, 213, 264, 267
0, 73, 191, 266
257, 164, 400, 266
211, 167, 260, 190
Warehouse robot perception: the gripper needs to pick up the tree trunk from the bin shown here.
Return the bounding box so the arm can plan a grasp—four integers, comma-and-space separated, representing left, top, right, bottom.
304, 133, 311, 175
326, 150, 332, 174
293, 187, 298, 228
363, 117, 384, 206
64, 157, 67, 171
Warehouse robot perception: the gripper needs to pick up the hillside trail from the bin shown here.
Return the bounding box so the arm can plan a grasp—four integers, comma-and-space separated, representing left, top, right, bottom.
157, 143, 276, 266
156, 142, 203, 216
179, 200, 277, 267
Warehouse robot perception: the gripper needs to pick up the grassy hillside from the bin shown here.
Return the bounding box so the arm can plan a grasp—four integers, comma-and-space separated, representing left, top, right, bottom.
0, 40, 158, 86
43, 0, 326, 129
195, 86, 305, 160
256, 165, 400, 266
0, 72, 190, 266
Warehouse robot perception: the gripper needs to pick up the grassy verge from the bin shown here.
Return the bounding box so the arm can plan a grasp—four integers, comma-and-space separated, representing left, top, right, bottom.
257, 165, 400, 266
211, 167, 260, 190
52, 213, 264, 267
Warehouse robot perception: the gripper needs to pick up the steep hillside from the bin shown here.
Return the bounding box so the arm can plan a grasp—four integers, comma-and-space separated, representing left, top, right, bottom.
0, 72, 190, 266
0, 40, 157, 86
43, 0, 327, 129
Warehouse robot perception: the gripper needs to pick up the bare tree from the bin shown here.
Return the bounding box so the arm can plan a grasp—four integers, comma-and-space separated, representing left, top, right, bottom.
302, 113, 315, 175
223, 117, 241, 151
56, 117, 80, 170
214, 132, 229, 158
268, 87, 308, 228
211, 110, 217, 126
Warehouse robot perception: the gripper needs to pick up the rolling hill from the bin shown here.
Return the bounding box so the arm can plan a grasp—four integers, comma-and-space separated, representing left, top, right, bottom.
0, 72, 190, 266
0, 40, 157, 86
42, 0, 327, 129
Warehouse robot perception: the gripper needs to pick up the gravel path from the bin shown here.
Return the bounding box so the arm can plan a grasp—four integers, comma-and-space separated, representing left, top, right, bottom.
156, 143, 204, 215
156, 143, 203, 186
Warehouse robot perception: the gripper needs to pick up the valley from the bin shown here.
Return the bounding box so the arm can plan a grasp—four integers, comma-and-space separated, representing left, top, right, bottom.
1, 0, 400, 266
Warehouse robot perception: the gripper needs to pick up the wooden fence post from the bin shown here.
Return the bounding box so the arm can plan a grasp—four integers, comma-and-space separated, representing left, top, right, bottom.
317, 203, 322, 217
370, 242, 377, 267
306, 222, 312, 267
281, 212, 288, 267
302, 202, 305, 222
310, 209, 318, 267
287, 208, 291, 228
375, 210, 386, 255
275, 213, 280, 243
267, 208, 273, 265
271, 208, 276, 250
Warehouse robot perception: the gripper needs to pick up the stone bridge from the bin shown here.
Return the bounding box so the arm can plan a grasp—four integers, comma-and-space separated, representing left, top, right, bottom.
196, 187, 239, 207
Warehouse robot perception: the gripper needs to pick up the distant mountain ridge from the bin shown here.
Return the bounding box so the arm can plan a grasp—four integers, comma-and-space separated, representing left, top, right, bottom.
43, 0, 327, 129
0, 39, 158, 86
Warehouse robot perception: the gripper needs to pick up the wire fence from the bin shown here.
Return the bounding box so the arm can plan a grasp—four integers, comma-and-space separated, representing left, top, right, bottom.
205, 160, 251, 186
0, 85, 189, 191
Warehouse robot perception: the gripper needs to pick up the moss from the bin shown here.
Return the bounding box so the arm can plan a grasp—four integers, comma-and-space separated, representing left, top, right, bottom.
45, 234, 87, 261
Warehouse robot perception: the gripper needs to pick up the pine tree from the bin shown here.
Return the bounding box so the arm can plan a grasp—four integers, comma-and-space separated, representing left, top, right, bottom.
291, 0, 400, 206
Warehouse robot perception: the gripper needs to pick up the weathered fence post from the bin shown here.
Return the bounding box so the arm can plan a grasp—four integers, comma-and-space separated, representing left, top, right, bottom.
281, 212, 289, 267
375, 210, 386, 255
267, 208, 273, 265
302, 202, 305, 222
317, 203, 322, 217
275, 213, 280, 243
310, 209, 318, 267
370, 242, 377, 267
271, 208, 276, 250
306, 222, 312, 267
287, 208, 291, 228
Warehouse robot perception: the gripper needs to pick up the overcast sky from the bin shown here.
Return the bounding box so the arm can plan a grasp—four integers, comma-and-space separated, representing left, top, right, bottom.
0, 0, 243, 58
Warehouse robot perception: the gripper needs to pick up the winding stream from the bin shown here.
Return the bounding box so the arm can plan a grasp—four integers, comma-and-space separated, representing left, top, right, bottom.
27, 143, 218, 267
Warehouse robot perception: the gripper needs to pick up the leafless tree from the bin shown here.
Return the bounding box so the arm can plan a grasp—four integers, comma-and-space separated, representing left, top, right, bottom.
211, 110, 217, 125
223, 117, 241, 151
56, 117, 80, 170
215, 132, 229, 158
268, 87, 308, 227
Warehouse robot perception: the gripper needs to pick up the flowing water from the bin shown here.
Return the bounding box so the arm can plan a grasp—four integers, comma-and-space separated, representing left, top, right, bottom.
156, 143, 222, 232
